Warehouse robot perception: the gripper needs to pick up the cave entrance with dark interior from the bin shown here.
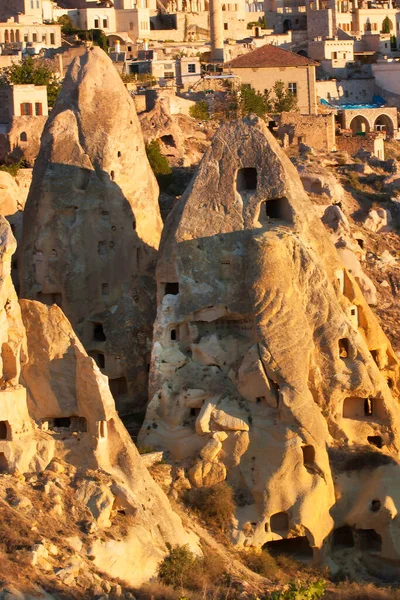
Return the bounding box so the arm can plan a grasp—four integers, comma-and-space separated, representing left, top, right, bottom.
339, 338, 349, 359
236, 168, 257, 193
367, 435, 383, 448
262, 197, 292, 221
264, 536, 313, 561
0, 452, 8, 473
51, 416, 87, 432
332, 525, 354, 550
302, 445, 315, 466
93, 322, 106, 342
164, 282, 180, 296
356, 529, 382, 552
161, 135, 176, 148
270, 512, 289, 535
0, 421, 9, 441
109, 377, 128, 399
89, 351, 105, 369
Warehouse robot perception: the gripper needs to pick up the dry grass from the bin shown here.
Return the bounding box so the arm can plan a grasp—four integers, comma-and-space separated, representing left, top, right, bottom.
185, 483, 236, 532
328, 447, 397, 473
325, 582, 400, 599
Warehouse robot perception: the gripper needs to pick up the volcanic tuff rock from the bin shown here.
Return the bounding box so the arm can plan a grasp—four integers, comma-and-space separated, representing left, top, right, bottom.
139, 116, 400, 571
20, 47, 163, 413
0, 216, 199, 587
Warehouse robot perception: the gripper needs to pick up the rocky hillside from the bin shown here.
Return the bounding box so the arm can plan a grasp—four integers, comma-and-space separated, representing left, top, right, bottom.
1, 48, 400, 600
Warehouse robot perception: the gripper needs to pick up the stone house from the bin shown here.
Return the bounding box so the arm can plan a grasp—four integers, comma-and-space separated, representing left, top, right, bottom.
0, 84, 48, 165
227, 44, 319, 114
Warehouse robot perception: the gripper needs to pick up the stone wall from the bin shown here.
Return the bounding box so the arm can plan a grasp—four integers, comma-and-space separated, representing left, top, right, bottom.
276, 112, 336, 151
336, 134, 384, 159
307, 9, 333, 40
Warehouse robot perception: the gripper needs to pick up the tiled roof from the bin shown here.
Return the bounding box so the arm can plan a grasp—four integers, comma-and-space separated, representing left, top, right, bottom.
228, 44, 319, 69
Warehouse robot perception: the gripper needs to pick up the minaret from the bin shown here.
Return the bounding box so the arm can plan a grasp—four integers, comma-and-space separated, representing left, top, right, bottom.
210, 0, 224, 62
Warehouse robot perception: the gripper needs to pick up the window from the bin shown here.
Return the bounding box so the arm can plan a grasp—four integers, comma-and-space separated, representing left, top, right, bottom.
94, 18, 99, 28
288, 82, 297, 96
93, 323, 106, 342
50, 33, 55, 44
164, 282, 179, 296
129, 21, 133, 30
31, 0, 34, 7
20, 103, 32, 116
103, 18, 108, 28
42, 33, 46, 42
224, 23, 228, 30
236, 168, 257, 192
35, 102, 42, 116
36, 0, 40, 7
188, 63, 196, 73
32, 33, 37, 42
332, 51, 338, 59
20, 131, 27, 142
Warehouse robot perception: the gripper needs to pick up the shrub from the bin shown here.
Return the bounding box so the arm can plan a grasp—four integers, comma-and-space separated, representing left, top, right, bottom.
0, 163, 20, 177
189, 100, 210, 121
240, 548, 279, 580
185, 482, 235, 531
324, 582, 400, 599
158, 544, 227, 591
328, 447, 397, 473
158, 545, 195, 588
346, 171, 363, 191
137, 445, 154, 454
269, 579, 326, 599
145, 140, 173, 191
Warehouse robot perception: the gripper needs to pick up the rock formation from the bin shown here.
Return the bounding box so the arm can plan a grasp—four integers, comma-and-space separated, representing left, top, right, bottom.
20, 47, 163, 414
0, 214, 199, 587
139, 116, 400, 571
139, 96, 215, 168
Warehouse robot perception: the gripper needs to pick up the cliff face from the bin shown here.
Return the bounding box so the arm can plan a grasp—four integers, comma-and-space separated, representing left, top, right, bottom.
20, 47, 163, 413
139, 117, 400, 569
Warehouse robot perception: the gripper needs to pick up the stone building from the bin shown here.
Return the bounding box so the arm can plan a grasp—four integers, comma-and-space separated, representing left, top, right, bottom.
227, 44, 319, 114
20, 48, 163, 415
337, 104, 398, 137
0, 0, 61, 50
0, 85, 48, 165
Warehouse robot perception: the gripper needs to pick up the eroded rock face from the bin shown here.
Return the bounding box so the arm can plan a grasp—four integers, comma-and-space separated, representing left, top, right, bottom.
0, 215, 198, 586
20, 47, 163, 412
139, 117, 400, 568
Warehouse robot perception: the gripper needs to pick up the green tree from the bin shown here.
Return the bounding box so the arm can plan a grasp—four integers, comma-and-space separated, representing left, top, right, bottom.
189, 99, 210, 120
77, 29, 108, 52
4, 56, 61, 107
271, 79, 298, 113
239, 85, 272, 118
57, 14, 77, 35
145, 140, 173, 190
382, 16, 392, 33
247, 15, 266, 29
